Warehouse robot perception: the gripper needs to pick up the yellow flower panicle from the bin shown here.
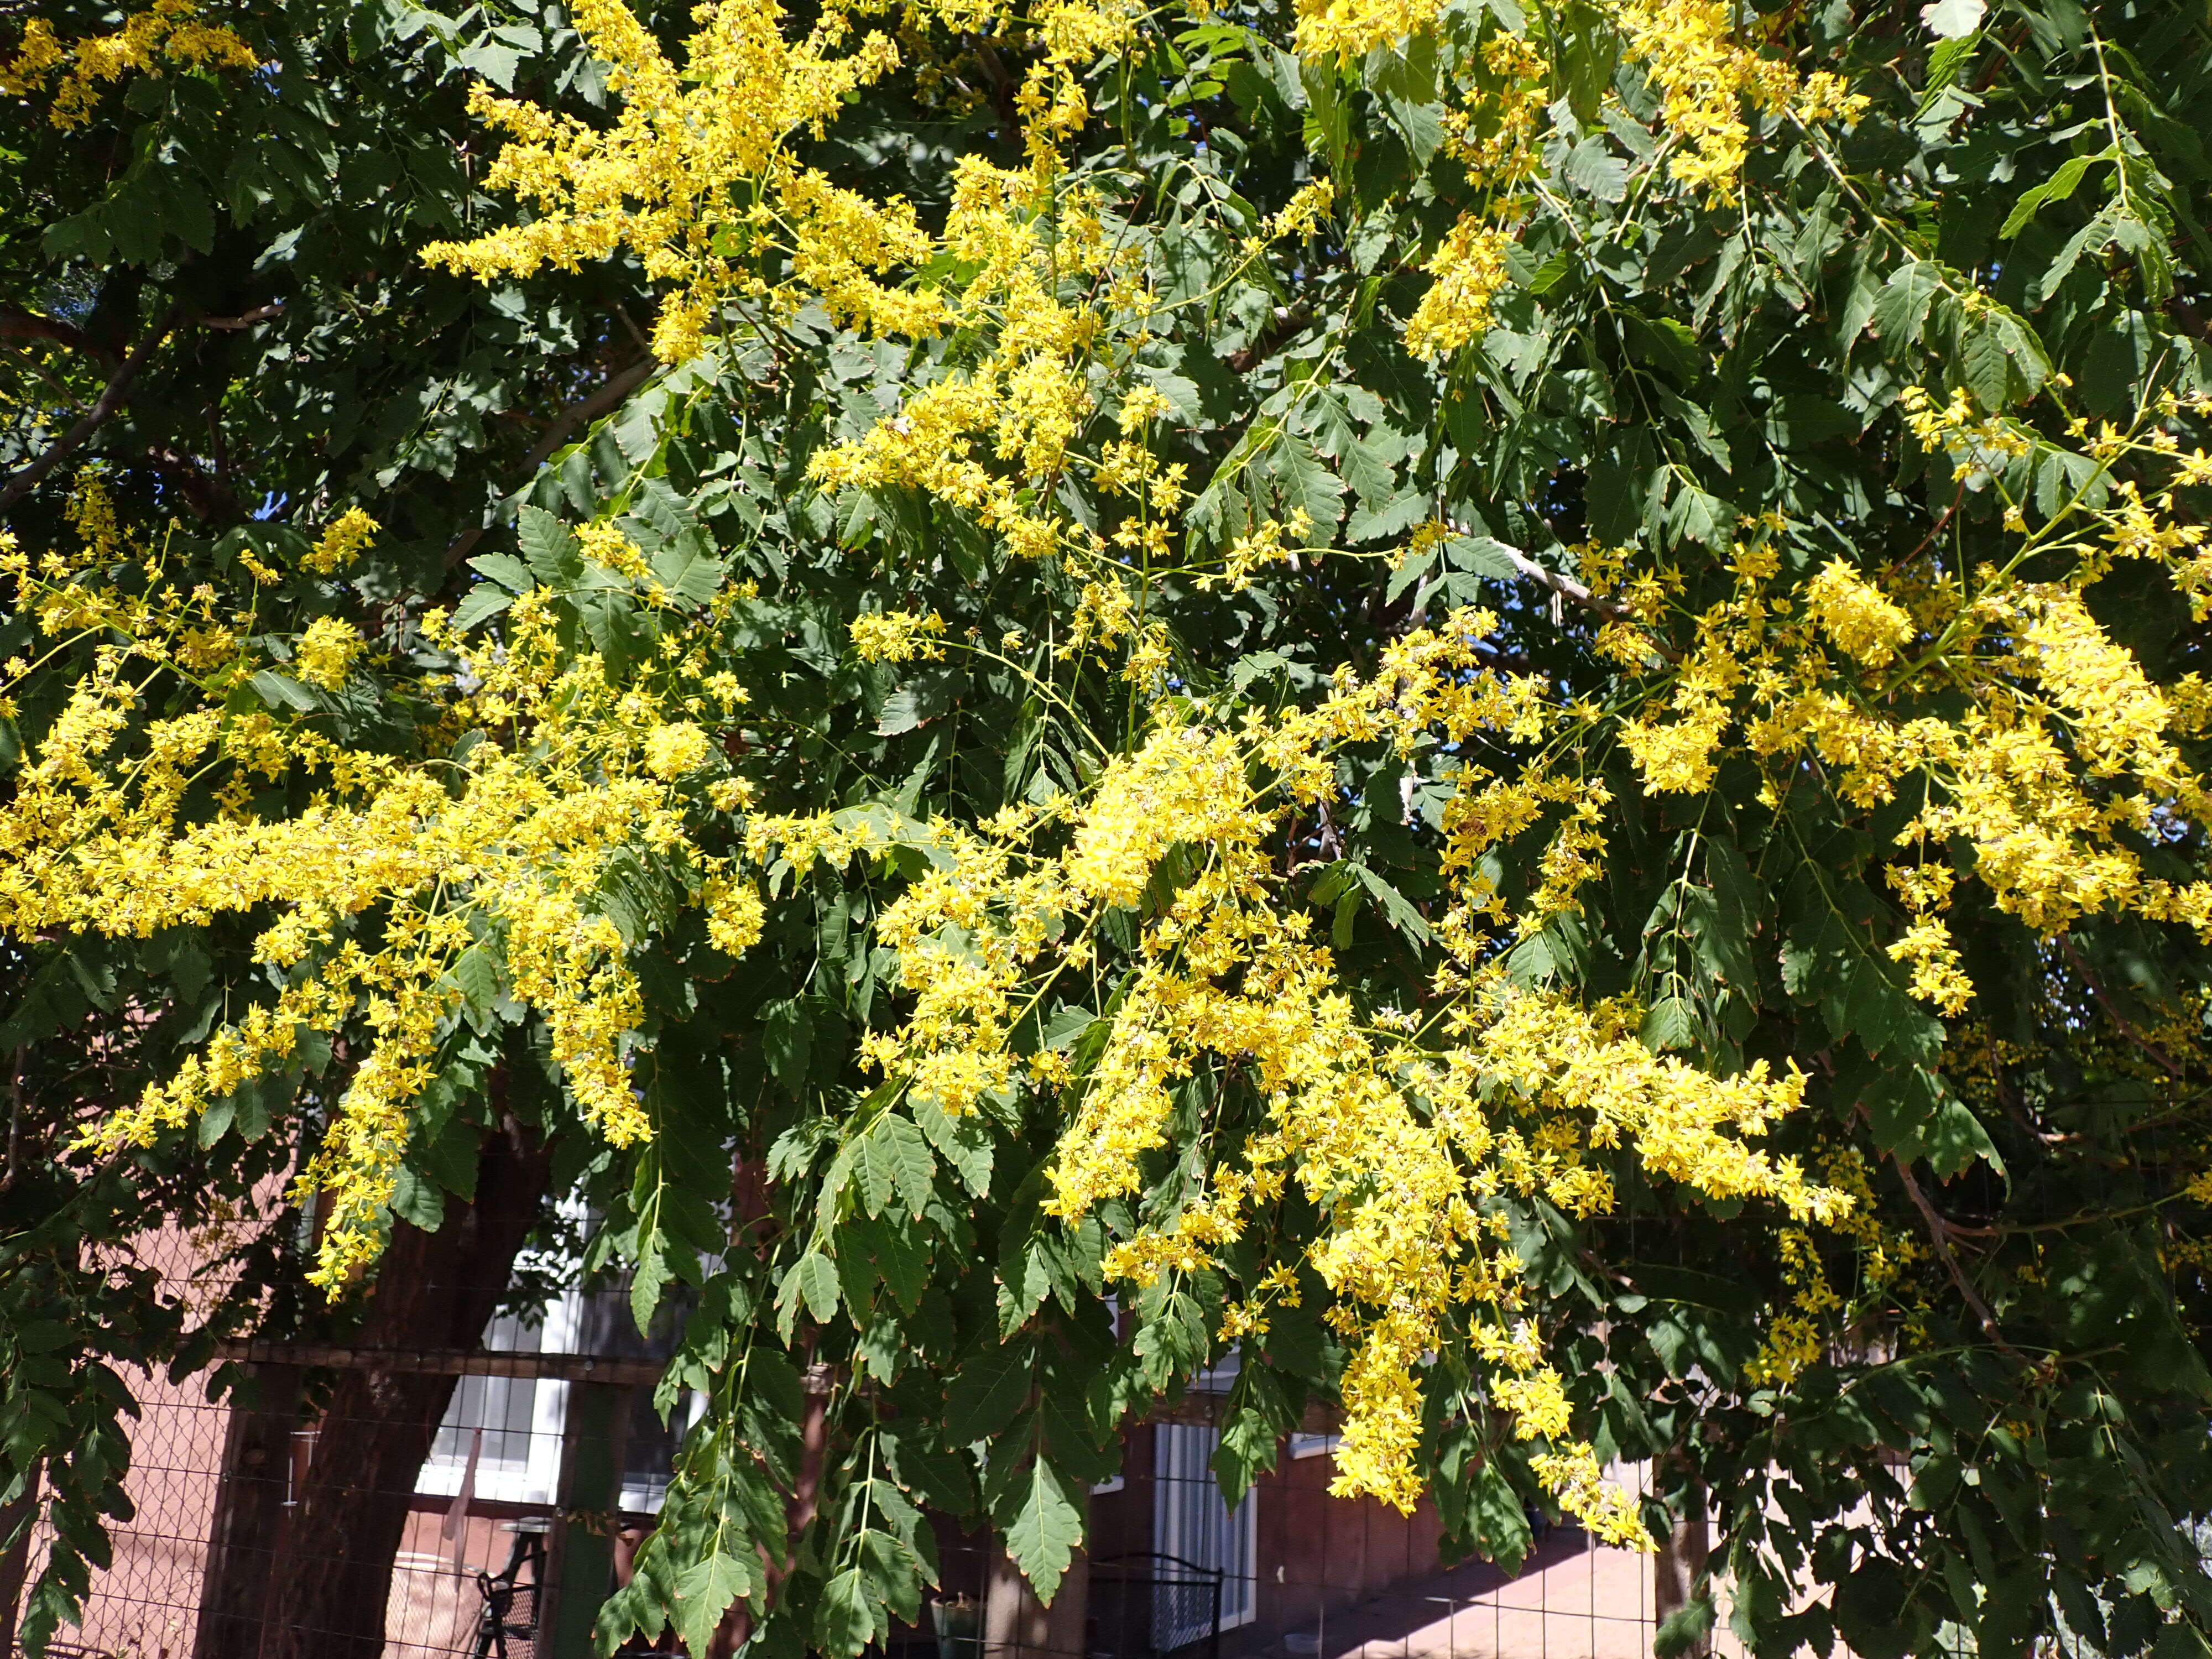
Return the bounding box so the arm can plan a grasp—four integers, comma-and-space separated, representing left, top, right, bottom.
306, 508, 379, 574
851, 610, 949, 664
1805, 559, 1914, 667
3, 0, 258, 127
1405, 220, 1514, 360
754, 619, 1843, 1527
4, 499, 758, 1289
295, 617, 365, 690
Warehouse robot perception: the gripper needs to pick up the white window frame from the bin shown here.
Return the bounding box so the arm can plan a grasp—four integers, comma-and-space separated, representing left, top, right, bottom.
416, 1290, 580, 1508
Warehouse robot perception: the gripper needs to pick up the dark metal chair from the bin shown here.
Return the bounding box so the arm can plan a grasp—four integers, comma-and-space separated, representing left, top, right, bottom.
473, 1517, 551, 1659
1088, 1553, 1226, 1659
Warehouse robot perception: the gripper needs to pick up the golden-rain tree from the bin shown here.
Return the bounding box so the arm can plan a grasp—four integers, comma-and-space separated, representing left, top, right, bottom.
6, 0, 2212, 1653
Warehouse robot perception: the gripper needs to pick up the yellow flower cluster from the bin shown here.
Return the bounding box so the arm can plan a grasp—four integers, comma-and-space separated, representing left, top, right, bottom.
305, 507, 379, 574
2, 0, 259, 128
294, 617, 364, 690
1, 504, 761, 1288
851, 610, 949, 663
1804, 557, 1914, 667
1747, 1149, 1923, 1386
423, 0, 1130, 363
1597, 401, 2212, 971
1611, 0, 1864, 202
756, 612, 1843, 1530
1394, 0, 1870, 361
1405, 221, 1515, 361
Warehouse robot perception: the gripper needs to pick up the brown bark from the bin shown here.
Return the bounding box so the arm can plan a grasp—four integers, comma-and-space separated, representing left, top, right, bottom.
192, 1365, 301, 1659
1652, 1465, 1710, 1657
983, 1542, 1087, 1659
255, 1112, 552, 1659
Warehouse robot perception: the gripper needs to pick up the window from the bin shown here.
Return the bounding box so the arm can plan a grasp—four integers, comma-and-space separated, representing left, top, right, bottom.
419, 1298, 578, 1507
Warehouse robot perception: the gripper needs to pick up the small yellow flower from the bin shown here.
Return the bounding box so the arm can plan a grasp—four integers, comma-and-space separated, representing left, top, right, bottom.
295, 617, 364, 690
644, 721, 711, 779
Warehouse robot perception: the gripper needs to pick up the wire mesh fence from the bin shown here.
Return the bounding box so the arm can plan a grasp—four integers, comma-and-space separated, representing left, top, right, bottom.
4, 1358, 1672, 1659
4, 1233, 1672, 1659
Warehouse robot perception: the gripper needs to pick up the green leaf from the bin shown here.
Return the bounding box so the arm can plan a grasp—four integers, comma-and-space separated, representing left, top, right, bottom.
251, 671, 317, 712
946, 1342, 1032, 1446
1258, 434, 1346, 540
1871, 261, 1947, 348
1956, 300, 2051, 410
776, 1250, 841, 1339
630, 1238, 675, 1336
440, 945, 500, 1016
1350, 864, 1430, 945
858, 1114, 935, 1220
915, 1101, 993, 1197
1562, 134, 1629, 203
517, 505, 584, 585
468, 552, 536, 594
651, 544, 727, 608
761, 998, 813, 1088
995, 1456, 1084, 1605
673, 1553, 754, 1659
1465, 1460, 1534, 1575
816, 1568, 882, 1659
1641, 995, 1697, 1053
2000, 152, 2101, 239
450, 583, 513, 633
1449, 535, 1521, 580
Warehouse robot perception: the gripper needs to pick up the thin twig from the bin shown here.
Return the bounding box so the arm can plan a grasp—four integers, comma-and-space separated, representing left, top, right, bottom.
441, 354, 656, 570
3, 1045, 23, 1192
1892, 1155, 2025, 1363
195, 304, 285, 331
2057, 934, 2186, 1081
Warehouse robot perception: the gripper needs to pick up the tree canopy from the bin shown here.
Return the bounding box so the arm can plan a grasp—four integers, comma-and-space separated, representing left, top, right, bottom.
6, 0, 2212, 1653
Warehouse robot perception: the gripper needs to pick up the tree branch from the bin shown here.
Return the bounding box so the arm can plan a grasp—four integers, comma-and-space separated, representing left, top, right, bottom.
0, 305, 109, 367
1476, 530, 1686, 659
2057, 933, 2186, 1081
441, 354, 656, 570
1489, 536, 1626, 619
1891, 1155, 2025, 1363
194, 304, 285, 331
0, 303, 182, 512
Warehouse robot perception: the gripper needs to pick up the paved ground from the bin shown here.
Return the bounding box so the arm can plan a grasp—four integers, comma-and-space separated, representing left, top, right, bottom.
1277, 1533, 1686, 1659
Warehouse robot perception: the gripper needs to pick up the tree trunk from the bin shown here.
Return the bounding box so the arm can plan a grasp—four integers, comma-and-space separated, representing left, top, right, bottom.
1652, 1467, 1710, 1657
984, 1542, 1087, 1659
255, 1112, 551, 1659
192, 1365, 300, 1659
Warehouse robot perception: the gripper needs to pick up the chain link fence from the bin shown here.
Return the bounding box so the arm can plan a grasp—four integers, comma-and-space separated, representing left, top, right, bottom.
5, 1360, 1670, 1659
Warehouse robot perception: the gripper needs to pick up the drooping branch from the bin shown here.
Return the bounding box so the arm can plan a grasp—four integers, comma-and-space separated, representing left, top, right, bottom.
1891, 1155, 2025, 1364
0, 303, 182, 512
441, 353, 656, 570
